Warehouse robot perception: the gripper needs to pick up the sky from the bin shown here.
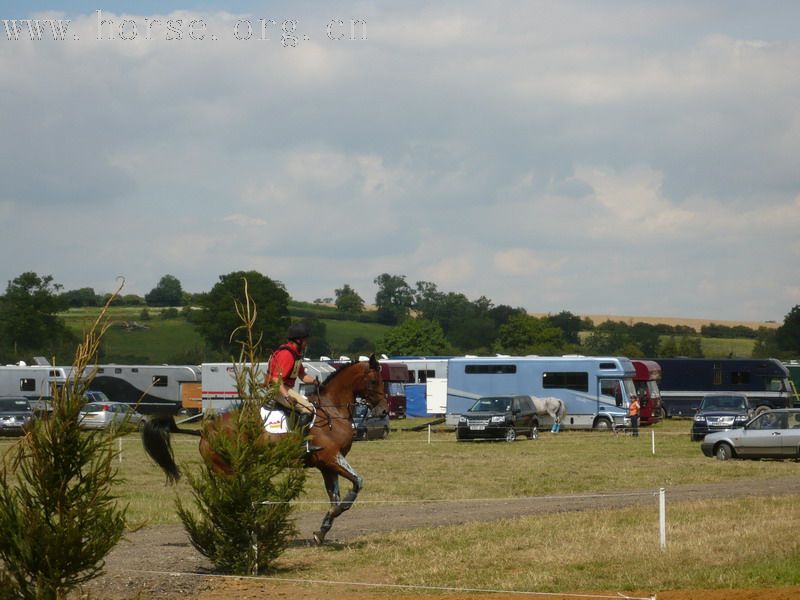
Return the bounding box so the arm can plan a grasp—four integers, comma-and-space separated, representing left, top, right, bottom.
1, 1, 799, 323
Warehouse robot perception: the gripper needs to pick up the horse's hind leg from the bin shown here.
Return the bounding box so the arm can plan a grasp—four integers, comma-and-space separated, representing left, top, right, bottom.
313, 455, 363, 545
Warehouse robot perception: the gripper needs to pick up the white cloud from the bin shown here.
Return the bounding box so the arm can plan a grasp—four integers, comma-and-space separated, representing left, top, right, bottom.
1, 2, 799, 321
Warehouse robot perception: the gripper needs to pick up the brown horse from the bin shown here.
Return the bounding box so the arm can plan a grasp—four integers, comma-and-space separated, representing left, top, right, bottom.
141, 355, 388, 544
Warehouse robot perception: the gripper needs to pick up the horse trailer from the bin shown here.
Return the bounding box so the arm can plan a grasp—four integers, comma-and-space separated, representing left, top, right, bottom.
74, 364, 202, 416
631, 359, 663, 426
200, 360, 338, 414
0, 363, 68, 413
385, 356, 449, 416
446, 356, 636, 430
654, 358, 793, 417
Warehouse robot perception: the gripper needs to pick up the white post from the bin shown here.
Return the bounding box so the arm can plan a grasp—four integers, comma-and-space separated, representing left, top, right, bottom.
428, 424, 431, 444
651, 429, 656, 455
659, 487, 666, 549
118, 438, 123, 463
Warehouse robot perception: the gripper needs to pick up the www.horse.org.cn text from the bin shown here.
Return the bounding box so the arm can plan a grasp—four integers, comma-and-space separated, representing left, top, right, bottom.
1, 11, 368, 46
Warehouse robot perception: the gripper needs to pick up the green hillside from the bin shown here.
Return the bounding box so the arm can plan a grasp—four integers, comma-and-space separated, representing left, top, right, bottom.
59, 305, 758, 364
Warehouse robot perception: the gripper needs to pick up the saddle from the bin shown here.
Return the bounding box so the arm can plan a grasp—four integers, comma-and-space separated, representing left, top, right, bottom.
259, 406, 317, 435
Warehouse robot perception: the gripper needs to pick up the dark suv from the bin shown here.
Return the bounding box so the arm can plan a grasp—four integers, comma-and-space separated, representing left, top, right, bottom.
0, 397, 34, 436
691, 392, 753, 441
456, 395, 538, 442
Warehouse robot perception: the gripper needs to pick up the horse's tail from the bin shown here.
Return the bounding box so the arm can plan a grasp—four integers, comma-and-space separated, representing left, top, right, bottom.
141, 415, 198, 484
556, 398, 567, 421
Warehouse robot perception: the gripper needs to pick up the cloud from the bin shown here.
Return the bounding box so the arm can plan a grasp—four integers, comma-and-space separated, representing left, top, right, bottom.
0, 2, 798, 322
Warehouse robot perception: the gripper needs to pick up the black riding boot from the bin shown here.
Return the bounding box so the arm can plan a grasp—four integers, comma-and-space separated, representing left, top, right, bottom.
297, 412, 322, 454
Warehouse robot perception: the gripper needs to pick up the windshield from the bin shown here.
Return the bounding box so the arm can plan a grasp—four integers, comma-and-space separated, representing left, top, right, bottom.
469, 397, 512, 412
386, 382, 405, 397
0, 398, 31, 412
700, 395, 747, 411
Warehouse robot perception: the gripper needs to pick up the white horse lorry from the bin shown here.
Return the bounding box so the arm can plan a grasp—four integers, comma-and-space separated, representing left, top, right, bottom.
0, 362, 69, 413
69, 364, 202, 416
200, 360, 337, 414
446, 356, 636, 430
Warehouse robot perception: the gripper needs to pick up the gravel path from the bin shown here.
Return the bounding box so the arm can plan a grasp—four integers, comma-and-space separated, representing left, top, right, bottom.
79, 474, 800, 599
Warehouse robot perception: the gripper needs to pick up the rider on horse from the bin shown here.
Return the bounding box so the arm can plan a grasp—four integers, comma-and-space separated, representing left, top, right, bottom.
267, 322, 322, 454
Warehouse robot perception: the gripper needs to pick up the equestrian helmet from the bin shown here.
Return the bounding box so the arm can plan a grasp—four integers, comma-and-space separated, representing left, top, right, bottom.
287, 322, 311, 340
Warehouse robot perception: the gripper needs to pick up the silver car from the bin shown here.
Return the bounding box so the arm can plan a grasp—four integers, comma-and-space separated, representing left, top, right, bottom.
700, 409, 800, 460
78, 401, 146, 431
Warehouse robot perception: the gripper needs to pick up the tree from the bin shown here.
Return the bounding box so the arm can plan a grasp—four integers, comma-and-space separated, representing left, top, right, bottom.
776, 305, 800, 355
658, 336, 679, 357
0, 294, 127, 598
177, 288, 306, 574
0, 272, 76, 362
376, 319, 451, 356
334, 284, 364, 314
60, 287, 101, 307
545, 311, 588, 345
194, 271, 290, 357
678, 336, 704, 358
495, 313, 568, 355
145, 274, 184, 307
373, 273, 414, 325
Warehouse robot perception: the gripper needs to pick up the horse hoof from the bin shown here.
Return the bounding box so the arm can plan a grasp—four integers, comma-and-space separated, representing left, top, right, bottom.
312, 532, 324, 545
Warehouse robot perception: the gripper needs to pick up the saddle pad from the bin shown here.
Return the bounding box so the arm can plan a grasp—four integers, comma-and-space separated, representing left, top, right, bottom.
260, 407, 289, 434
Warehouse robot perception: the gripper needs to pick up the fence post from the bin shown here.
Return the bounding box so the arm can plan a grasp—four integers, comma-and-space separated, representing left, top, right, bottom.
659, 487, 666, 549
651, 429, 655, 455
119, 438, 123, 463
428, 424, 431, 444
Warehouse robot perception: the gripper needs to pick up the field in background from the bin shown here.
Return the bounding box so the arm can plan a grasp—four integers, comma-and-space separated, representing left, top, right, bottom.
58, 305, 765, 364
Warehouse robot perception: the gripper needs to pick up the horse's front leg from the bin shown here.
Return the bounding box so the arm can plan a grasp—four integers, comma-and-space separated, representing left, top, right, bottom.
313, 453, 363, 545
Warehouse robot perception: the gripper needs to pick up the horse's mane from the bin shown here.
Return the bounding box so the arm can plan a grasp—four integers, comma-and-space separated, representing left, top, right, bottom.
319, 360, 365, 388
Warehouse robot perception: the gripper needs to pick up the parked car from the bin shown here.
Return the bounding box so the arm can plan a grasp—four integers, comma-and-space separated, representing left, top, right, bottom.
78, 401, 146, 431
0, 397, 34, 436
456, 395, 538, 442
352, 402, 389, 440
691, 392, 753, 441
700, 409, 800, 460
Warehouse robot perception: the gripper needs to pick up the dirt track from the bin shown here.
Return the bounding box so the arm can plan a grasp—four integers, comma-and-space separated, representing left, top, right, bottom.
78, 475, 800, 599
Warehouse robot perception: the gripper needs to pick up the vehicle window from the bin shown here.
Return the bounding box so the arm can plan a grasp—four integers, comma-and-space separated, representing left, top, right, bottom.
751, 412, 787, 430
542, 371, 588, 392
519, 397, 533, 412
766, 377, 787, 392
19, 378, 36, 392
600, 379, 623, 407
0, 399, 30, 412
83, 403, 103, 412
792, 413, 800, 429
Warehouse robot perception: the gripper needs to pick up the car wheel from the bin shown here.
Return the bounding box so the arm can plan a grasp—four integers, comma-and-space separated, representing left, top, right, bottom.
715, 443, 734, 461
505, 428, 517, 442
593, 417, 612, 431
137, 420, 146, 432
529, 427, 539, 440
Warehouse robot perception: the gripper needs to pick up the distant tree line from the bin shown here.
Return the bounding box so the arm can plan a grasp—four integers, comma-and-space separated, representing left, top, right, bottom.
2, 269, 800, 364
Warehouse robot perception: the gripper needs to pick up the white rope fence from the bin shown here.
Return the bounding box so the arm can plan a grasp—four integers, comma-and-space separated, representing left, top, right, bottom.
130, 569, 656, 599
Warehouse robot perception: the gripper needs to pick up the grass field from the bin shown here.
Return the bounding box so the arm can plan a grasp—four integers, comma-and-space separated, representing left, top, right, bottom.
59, 306, 760, 363
1, 418, 797, 594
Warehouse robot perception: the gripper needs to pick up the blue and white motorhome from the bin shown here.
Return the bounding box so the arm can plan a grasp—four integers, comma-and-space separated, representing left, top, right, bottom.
386, 356, 450, 416
446, 356, 637, 430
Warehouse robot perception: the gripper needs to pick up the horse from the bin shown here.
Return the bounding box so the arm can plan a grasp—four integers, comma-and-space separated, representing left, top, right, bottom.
530, 395, 567, 433
141, 355, 388, 545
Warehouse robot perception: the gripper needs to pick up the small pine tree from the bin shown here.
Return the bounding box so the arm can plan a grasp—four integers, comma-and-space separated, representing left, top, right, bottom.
0, 286, 127, 600
175, 279, 306, 575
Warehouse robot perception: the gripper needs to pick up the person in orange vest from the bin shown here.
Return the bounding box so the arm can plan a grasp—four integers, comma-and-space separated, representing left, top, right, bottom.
267, 322, 321, 453
628, 393, 641, 437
